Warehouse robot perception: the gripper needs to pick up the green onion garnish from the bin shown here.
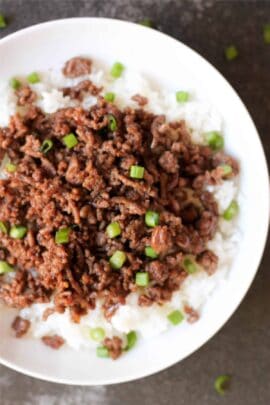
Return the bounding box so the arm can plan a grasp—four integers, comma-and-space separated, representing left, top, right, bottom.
10, 225, 27, 239
55, 227, 71, 244
145, 211, 159, 227
223, 200, 239, 221
96, 346, 109, 358
104, 92, 115, 102
0, 261, 14, 274
90, 327, 105, 342
10, 78, 21, 90
108, 114, 117, 131
126, 331, 137, 350
109, 250, 126, 270
27, 72, 40, 84
263, 24, 270, 44
205, 131, 224, 151
176, 91, 189, 103
145, 246, 158, 259
62, 133, 78, 149
135, 272, 149, 287
183, 256, 198, 274
214, 375, 231, 395
110, 62, 124, 78
139, 18, 153, 28
219, 164, 232, 176
167, 310, 184, 325
40, 139, 53, 154
130, 165, 145, 179
0, 14, 7, 28
5, 163, 17, 173
106, 222, 121, 239
0, 221, 8, 234
225, 45, 238, 61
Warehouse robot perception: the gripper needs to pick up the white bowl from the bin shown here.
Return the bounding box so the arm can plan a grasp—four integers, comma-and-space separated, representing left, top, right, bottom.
0, 18, 269, 385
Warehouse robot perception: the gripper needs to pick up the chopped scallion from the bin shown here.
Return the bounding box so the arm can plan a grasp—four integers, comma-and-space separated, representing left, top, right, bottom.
108, 114, 117, 131
145, 211, 159, 227
183, 256, 198, 274
219, 164, 232, 176
145, 246, 158, 259
225, 45, 238, 61
40, 139, 53, 154
109, 250, 126, 270
135, 272, 149, 287
263, 24, 270, 44
110, 62, 124, 78
139, 18, 153, 28
104, 92, 115, 102
90, 327, 105, 342
167, 310, 184, 325
10, 225, 27, 239
55, 227, 71, 244
130, 165, 145, 179
10, 78, 21, 90
214, 375, 231, 395
0, 14, 7, 28
5, 163, 17, 173
96, 346, 109, 358
106, 222, 121, 238
0, 221, 8, 234
62, 133, 78, 149
176, 91, 189, 103
205, 131, 224, 151
27, 72, 40, 84
0, 260, 14, 274
126, 331, 137, 350
223, 200, 239, 221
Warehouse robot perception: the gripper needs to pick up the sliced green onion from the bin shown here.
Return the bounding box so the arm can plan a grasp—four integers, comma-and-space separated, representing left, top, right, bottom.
223, 200, 239, 221
135, 272, 149, 287
0, 14, 7, 28
219, 164, 232, 176
263, 24, 270, 44
167, 310, 184, 325
214, 375, 231, 395
0, 261, 14, 275
225, 45, 238, 61
10, 225, 27, 239
176, 91, 189, 103
108, 114, 117, 131
126, 331, 137, 350
90, 327, 105, 342
145, 211, 159, 227
40, 139, 53, 154
27, 72, 40, 84
145, 246, 158, 259
183, 256, 198, 274
110, 62, 124, 78
205, 131, 224, 151
109, 250, 126, 270
62, 133, 78, 149
106, 222, 121, 239
0, 221, 8, 234
104, 92, 115, 102
55, 227, 71, 244
5, 163, 17, 173
96, 346, 109, 358
10, 78, 21, 90
139, 18, 153, 28
130, 165, 145, 179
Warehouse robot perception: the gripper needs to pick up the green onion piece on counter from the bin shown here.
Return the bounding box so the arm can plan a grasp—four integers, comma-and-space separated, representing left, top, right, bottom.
0, 261, 14, 274
90, 327, 105, 342
96, 346, 109, 358
110, 62, 124, 78
126, 331, 137, 350
104, 92, 115, 102
214, 375, 231, 395
40, 139, 53, 154
225, 45, 238, 61
167, 310, 184, 325
62, 133, 78, 149
109, 250, 126, 270
145, 246, 158, 259
0, 221, 8, 234
183, 256, 198, 274
139, 18, 153, 28
0, 14, 7, 28
205, 131, 224, 151
135, 272, 149, 287
176, 91, 189, 103
27, 72, 40, 84
223, 200, 239, 221
10, 78, 21, 90
5, 163, 17, 173
108, 114, 117, 131
130, 165, 145, 179
219, 164, 232, 176
10, 225, 27, 239
263, 24, 270, 44
106, 222, 121, 239
55, 227, 71, 244
145, 211, 159, 227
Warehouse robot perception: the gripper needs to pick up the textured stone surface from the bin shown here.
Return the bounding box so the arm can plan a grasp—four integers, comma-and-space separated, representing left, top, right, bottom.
0, 1, 269, 404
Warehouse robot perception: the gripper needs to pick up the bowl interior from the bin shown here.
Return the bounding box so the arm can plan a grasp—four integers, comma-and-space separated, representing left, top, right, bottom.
0, 18, 268, 385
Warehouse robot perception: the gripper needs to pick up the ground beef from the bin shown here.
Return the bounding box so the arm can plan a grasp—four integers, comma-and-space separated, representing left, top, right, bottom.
0, 57, 239, 356
42, 335, 65, 349
103, 336, 123, 360
11, 316, 30, 338
184, 305, 200, 323
131, 94, 148, 106
62, 80, 102, 100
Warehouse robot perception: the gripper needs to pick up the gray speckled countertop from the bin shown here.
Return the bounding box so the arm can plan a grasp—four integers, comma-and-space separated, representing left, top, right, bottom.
0, 1, 269, 404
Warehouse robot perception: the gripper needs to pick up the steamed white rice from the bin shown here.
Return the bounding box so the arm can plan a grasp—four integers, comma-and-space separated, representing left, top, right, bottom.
0, 60, 241, 350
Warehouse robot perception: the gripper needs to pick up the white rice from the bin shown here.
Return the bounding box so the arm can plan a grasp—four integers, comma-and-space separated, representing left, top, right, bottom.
0, 61, 241, 350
